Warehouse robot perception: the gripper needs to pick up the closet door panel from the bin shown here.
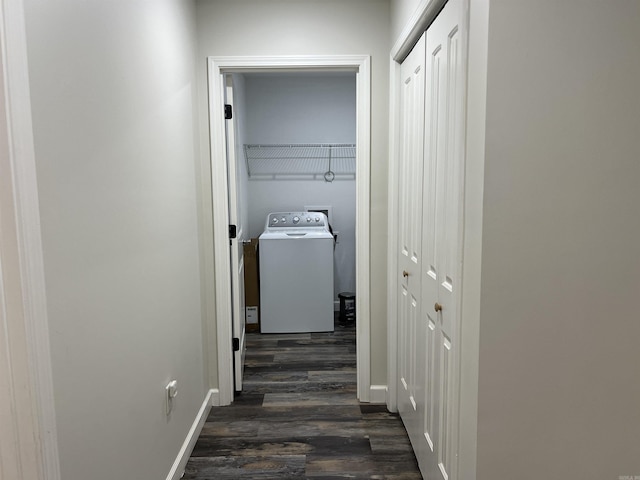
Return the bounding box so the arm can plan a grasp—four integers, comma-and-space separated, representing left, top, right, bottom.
438, 13, 465, 480
421, 0, 466, 479
422, 29, 444, 465
396, 32, 427, 463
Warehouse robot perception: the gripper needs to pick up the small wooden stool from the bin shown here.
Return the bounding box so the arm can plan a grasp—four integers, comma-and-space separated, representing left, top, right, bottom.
338, 292, 356, 324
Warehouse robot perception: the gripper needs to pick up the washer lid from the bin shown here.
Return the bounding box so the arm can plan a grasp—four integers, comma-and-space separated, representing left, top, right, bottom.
259, 230, 334, 240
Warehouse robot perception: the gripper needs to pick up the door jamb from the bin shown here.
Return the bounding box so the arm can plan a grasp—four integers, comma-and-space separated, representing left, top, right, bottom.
0, 0, 61, 477
207, 55, 371, 406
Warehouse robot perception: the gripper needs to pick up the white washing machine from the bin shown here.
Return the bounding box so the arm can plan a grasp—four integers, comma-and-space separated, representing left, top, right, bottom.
259, 212, 334, 333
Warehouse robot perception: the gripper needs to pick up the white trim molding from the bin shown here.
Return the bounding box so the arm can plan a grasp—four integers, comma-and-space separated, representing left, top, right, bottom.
385, 55, 401, 414
165, 389, 215, 480
207, 58, 234, 406
369, 385, 387, 405
207, 55, 371, 405
456, 2, 488, 478
209, 388, 221, 407
0, 0, 61, 479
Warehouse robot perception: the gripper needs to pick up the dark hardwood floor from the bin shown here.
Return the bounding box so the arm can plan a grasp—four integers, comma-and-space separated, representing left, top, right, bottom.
184, 316, 421, 479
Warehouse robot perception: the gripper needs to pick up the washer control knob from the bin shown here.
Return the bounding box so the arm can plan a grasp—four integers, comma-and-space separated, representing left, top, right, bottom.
281, 217, 286, 223
293, 216, 300, 224
272, 218, 278, 224
306, 217, 312, 223
315, 217, 320, 222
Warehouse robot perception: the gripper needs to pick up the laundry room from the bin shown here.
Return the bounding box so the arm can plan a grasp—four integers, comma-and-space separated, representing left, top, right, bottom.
229, 71, 357, 334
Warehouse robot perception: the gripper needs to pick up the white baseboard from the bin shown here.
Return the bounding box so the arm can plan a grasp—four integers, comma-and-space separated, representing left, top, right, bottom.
369, 385, 387, 404
165, 388, 216, 480
209, 388, 221, 406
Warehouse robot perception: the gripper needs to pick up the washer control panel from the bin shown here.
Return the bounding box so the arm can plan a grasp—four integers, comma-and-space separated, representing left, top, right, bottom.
266, 212, 327, 229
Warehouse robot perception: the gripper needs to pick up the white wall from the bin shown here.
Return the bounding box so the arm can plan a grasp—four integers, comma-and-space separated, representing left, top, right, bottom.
476, 1, 640, 478
390, 0, 422, 44
23, 1, 205, 479
196, 0, 390, 385
244, 73, 356, 144
241, 73, 356, 298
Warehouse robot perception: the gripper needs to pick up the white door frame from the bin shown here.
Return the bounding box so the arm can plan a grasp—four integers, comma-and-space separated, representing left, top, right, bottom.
207, 55, 371, 406
0, 0, 61, 478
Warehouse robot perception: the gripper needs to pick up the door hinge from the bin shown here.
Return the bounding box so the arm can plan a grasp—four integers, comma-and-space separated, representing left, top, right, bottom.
224, 104, 232, 119
229, 224, 237, 239
232, 337, 240, 352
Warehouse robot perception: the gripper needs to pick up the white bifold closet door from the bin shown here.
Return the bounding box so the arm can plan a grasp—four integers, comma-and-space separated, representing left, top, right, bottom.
397, 27, 428, 468
396, 0, 466, 478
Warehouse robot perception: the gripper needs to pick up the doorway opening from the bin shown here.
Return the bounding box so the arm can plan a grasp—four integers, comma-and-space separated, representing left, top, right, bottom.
207, 56, 371, 406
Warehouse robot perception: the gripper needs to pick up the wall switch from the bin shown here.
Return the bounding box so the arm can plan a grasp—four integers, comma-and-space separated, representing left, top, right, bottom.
166, 380, 178, 415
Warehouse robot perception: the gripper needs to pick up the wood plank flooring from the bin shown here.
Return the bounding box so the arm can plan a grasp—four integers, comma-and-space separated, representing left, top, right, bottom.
184, 317, 421, 479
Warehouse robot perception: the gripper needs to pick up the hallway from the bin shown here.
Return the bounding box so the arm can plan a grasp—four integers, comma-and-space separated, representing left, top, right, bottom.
184, 319, 421, 479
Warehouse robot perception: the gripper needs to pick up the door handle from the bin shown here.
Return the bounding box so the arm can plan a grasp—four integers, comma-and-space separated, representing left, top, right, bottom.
434, 302, 443, 313
402, 270, 409, 278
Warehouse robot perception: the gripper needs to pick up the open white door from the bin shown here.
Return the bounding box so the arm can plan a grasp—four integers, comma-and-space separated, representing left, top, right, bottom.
224, 75, 246, 392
